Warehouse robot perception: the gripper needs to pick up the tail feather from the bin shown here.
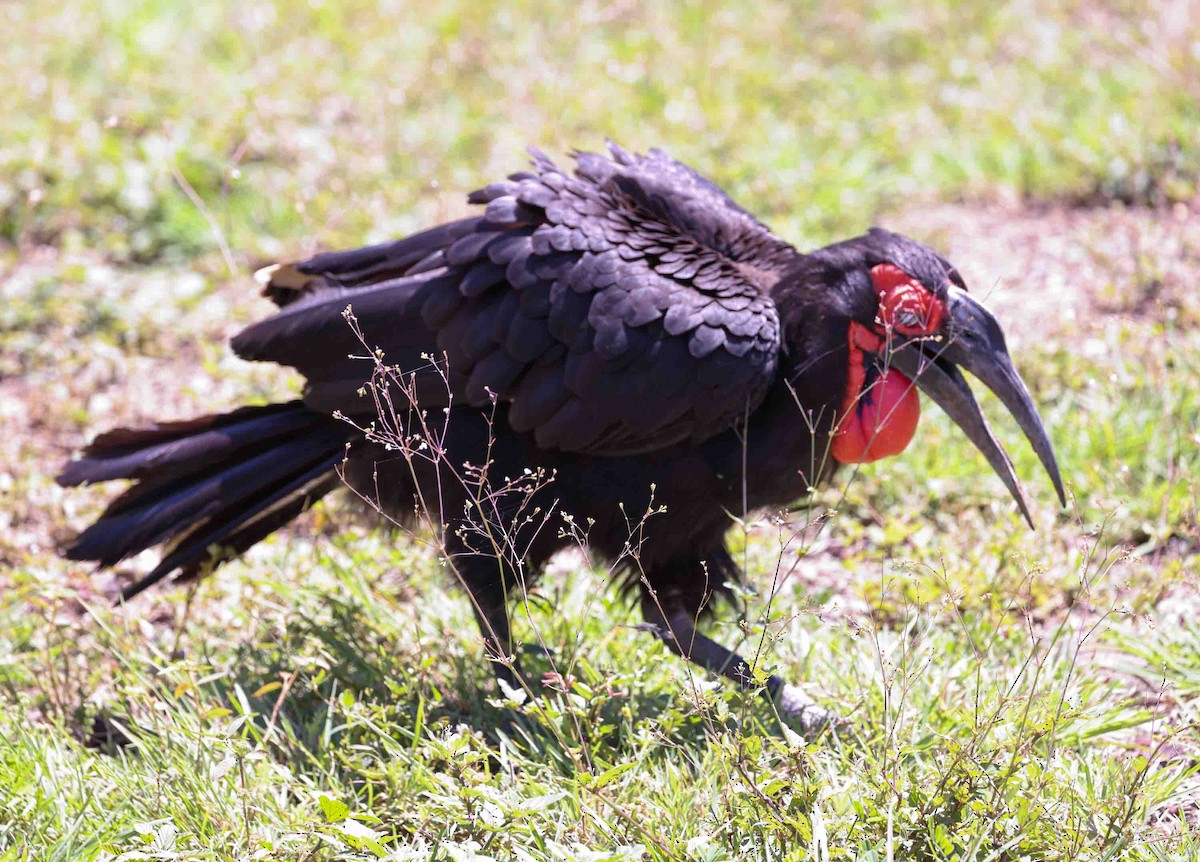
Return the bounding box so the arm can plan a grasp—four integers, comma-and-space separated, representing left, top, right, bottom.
62, 403, 302, 473
59, 402, 351, 593
121, 465, 342, 601
65, 430, 345, 565
59, 403, 329, 515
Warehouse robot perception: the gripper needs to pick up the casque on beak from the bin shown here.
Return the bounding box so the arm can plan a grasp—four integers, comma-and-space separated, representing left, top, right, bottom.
885, 287, 1066, 528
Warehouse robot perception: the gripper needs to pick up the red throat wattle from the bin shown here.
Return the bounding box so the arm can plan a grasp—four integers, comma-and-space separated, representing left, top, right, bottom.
830, 263, 945, 465
830, 322, 920, 464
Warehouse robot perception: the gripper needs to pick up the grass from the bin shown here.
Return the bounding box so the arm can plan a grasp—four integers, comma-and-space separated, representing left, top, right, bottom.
3, 0, 1198, 262
3, 0, 1200, 859
1, 501, 1195, 859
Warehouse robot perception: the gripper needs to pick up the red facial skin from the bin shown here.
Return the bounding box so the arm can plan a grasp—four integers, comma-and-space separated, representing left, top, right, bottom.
830, 264, 946, 464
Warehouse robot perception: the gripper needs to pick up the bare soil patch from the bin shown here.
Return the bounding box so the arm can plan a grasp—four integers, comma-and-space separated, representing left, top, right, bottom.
891, 198, 1200, 340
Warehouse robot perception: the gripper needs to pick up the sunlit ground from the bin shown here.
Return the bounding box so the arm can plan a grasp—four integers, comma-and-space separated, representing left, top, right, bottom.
2, 1, 1199, 858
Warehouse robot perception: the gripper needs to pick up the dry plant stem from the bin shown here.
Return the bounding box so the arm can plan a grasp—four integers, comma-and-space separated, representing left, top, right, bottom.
338, 308, 841, 732
334, 315, 610, 766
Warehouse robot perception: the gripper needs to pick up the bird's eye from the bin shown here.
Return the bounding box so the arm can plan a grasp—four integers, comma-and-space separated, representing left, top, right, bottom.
869, 263, 947, 336
895, 309, 923, 329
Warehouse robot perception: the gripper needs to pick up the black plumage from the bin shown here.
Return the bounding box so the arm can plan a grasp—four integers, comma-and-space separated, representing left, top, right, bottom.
59, 143, 1064, 729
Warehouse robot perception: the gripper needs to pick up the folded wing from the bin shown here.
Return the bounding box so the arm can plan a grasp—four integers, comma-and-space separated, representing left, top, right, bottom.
234, 144, 799, 455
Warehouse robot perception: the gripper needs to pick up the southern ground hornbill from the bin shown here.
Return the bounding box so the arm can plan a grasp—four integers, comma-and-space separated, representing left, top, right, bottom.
59, 144, 1065, 730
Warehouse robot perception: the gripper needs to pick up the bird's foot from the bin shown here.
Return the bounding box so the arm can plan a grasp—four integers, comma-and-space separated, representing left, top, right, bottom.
776, 683, 839, 736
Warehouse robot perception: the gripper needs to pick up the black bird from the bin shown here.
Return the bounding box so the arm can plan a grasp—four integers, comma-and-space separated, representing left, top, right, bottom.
59, 144, 1065, 729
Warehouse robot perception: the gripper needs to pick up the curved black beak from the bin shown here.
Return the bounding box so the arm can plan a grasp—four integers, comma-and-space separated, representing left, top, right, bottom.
886, 287, 1066, 528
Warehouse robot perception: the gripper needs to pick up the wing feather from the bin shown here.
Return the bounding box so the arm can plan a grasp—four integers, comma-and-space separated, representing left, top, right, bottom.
243, 144, 799, 455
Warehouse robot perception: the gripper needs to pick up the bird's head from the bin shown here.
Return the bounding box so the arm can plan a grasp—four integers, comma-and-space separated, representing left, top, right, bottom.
783, 228, 1065, 526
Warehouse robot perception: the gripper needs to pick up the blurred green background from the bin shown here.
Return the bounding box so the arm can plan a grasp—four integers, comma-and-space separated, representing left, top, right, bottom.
3, 0, 1196, 264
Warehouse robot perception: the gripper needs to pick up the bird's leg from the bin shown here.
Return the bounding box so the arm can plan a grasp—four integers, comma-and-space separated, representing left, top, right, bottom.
470, 594, 522, 694
449, 552, 525, 695
641, 599, 836, 734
